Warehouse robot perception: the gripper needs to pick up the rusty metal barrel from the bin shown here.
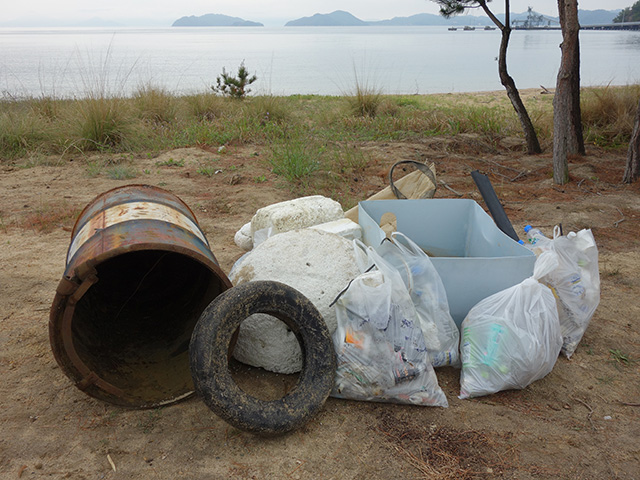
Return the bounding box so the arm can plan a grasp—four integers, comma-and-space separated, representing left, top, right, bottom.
49, 185, 232, 408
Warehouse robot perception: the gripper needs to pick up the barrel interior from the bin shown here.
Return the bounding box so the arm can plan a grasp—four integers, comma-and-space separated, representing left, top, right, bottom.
72, 249, 224, 406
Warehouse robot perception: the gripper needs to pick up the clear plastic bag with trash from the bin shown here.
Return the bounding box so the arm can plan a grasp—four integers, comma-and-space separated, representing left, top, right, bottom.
459, 250, 563, 399
375, 232, 460, 367
523, 225, 600, 358
330, 241, 448, 407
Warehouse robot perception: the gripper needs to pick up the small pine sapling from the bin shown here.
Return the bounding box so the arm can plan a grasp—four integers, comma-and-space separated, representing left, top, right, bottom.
212, 61, 257, 99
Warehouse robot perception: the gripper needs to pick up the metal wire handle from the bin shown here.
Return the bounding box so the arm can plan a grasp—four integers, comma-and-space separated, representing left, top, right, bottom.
388, 160, 437, 199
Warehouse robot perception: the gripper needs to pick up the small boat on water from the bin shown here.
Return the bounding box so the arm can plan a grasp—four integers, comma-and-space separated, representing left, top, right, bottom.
448, 27, 457, 31
463, 26, 475, 31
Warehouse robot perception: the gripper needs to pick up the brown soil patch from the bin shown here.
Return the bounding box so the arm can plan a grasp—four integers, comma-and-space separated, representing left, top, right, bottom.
1, 139, 639, 479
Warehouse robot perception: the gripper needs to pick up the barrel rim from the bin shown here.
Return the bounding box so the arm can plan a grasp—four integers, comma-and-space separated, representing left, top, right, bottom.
70, 184, 199, 238
65, 210, 213, 269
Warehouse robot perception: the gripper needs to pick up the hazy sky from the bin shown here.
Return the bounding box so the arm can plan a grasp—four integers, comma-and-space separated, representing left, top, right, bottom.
3, 0, 631, 26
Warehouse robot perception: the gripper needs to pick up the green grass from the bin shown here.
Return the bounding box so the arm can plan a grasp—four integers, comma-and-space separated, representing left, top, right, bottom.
268, 128, 322, 183
246, 95, 293, 124
197, 164, 218, 177
0, 84, 637, 162
0, 107, 55, 158
85, 160, 104, 177
156, 158, 184, 167
105, 164, 138, 180
609, 348, 634, 366
331, 143, 370, 174
17, 152, 65, 169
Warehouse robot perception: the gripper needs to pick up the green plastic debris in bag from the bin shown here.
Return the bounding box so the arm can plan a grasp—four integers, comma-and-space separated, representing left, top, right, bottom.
459, 250, 563, 399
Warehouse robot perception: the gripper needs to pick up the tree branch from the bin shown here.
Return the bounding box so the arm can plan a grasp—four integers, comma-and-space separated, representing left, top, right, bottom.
478, 0, 506, 30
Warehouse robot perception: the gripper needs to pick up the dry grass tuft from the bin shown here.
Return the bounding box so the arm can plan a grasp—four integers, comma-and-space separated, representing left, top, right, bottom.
184, 93, 228, 121
134, 84, 177, 124
376, 411, 517, 479
581, 84, 640, 147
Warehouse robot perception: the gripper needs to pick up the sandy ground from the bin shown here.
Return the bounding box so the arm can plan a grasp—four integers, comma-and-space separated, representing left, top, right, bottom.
1, 136, 639, 479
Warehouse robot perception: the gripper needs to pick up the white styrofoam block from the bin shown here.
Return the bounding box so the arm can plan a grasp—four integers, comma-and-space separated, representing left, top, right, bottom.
233, 222, 253, 251
250, 195, 344, 237
229, 229, 360, 374
309, 218, 362, 241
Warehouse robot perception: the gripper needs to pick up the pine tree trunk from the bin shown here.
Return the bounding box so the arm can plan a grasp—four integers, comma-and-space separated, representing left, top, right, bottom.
553, 84, 570, 184
477, 1, 541, 154
569, 35, 585, 155
623, 98, 640, 183
554, 0, 584, 184
497, 27, 542, 155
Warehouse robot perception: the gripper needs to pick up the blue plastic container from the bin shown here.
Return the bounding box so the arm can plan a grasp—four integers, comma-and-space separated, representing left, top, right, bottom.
358, 199, 535, 328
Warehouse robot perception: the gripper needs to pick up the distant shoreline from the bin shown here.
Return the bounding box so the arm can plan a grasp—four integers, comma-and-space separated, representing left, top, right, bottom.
0, 7, 623, 29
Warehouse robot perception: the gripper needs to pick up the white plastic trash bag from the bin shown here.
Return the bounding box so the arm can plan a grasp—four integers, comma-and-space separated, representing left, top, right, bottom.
543, 229, 600, 358
331, 244, 448, 407
524, 226, 600, 358
376, 232, 460, 367
459, 250, 563, 399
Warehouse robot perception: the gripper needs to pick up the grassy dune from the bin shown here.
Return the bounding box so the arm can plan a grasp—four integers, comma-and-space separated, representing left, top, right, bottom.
1, 84, 638, 176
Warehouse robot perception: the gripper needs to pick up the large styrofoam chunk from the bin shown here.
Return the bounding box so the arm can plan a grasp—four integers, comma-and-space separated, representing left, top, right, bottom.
234, 222, 253, 251
251, 195, 344, 238
229, 229, 360, 373
309, 218, 362, 241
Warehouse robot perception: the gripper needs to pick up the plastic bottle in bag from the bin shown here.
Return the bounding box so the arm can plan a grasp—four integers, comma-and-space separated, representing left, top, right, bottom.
523, 225, 553, 255
524, 225, 549, 245
524, 225, 544, 240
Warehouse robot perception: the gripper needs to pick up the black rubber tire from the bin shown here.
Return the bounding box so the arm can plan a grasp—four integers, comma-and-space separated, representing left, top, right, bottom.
189, 280, 336, 435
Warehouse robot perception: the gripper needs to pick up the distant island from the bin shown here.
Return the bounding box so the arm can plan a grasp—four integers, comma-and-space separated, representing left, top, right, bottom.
172, 14, 263, 27
283, 9, 621, 27
285, 10, 367, 27
285, 11, 472, 27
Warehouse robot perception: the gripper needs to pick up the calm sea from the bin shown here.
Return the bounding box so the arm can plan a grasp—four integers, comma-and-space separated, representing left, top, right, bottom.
1, 26, 639, 98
